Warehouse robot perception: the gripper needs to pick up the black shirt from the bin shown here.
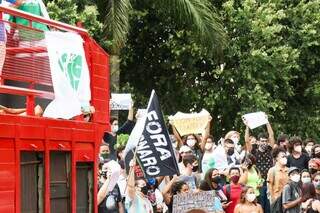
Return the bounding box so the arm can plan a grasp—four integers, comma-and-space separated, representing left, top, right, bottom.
103, 120, 135, 160
251, 144, 273, 180
287, 153, 310, 171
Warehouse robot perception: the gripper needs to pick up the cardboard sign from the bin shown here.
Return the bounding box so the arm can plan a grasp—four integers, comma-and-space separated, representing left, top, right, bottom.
110, 93, 132, 110
169, 109, 210, 136
242, 111, 268, 129
172, 191, 217, 213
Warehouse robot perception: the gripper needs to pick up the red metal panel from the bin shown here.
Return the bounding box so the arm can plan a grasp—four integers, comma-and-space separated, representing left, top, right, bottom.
0, 124, 15, 138
92, 63, 108, 76
19, 140, 44, 151
92, 75, 108, 87
92, 87, 108, 102
19, 126, 45, 139
0, 150, 15, 163
0, 164, 15, 190
73, 130, 95, 142
44, 129, 50, 213
14, 125, 21, 213
0, 204, 14, 212
0, 138, 15, 149
47, 127, 72, 141
49, 141, 71, 151
75, 143, 94, 162
0, 190, 15, 207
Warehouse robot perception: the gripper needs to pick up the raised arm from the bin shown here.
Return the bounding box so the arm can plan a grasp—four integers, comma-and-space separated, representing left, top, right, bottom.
200, 116, 212, 152
97, 174, 111, 205
172, 125, 183, 149
162, 176, 178, 205
266, 122, 275, 147
245, 126, 252, 152
127, 104, 134, 121
126, 160, 136, 200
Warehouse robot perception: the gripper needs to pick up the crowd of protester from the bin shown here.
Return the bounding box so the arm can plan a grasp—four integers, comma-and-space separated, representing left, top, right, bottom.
97, 107, 320, 213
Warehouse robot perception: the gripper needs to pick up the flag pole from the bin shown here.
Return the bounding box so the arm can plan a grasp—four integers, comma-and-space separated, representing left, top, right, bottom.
124, 148, 138, 194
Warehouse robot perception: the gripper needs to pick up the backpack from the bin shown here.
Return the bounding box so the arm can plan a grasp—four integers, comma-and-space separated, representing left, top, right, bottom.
270, 193, 284, 213
270, 183, 294, 213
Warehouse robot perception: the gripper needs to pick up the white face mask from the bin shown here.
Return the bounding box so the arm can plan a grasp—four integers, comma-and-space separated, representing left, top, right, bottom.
290, 174, 301, 183
246, 193, 256, 202
186, 139, 196, 148
112, 125, 119, 133
294, 145, 302, 153
301, 177, 311, 184
279, 157, 287, 165
236, 144, 242, 153
205, 143, 213, 151
231, 136, 239, 144
306, 145, 313, 153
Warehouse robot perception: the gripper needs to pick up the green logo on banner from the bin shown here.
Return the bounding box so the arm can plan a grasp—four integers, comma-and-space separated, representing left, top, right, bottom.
58, 53, 82, 91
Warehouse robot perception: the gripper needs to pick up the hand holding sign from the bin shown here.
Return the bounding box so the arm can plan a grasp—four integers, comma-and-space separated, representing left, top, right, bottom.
242, 112, 269, 129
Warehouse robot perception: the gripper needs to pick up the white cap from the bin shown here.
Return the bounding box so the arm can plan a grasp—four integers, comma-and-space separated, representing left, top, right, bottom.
179, 145, 192, 154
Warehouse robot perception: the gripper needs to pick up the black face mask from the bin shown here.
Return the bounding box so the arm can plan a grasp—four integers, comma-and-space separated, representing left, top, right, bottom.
227, 148, 234, 156
140, 185, 149, 195
192, 165, 199, 172
101, 171, 108, 179
259, 144, 268, 152
309, 168, 318, 175
212, 176, 221, 184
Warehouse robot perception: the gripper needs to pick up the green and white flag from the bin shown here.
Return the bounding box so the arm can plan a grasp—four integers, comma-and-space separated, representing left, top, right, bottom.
43, 32, 91, 119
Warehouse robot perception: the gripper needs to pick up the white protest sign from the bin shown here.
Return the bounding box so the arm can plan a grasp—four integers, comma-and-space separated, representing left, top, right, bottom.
172, 191, 216, 213
242, 111, 268, 129
102, 160, 121, 192
169, 109, 210, 136
110, 93, 132, 110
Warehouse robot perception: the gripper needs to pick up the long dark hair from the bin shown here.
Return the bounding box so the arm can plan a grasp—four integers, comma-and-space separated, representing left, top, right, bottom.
242, 153, 261, 176
302, 183, 316, 200
171, 181, 188, 195
204, 168, 218, 190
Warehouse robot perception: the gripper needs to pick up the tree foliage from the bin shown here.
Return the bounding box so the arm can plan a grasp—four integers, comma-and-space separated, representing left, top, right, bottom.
120, 0, 320, 140
44, 0, 319, 140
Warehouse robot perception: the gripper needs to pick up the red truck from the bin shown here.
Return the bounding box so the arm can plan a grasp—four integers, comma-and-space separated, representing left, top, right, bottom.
0, 5, 109, 213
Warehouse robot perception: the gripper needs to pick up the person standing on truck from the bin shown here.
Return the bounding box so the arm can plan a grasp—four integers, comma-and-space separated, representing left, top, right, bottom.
0, 0, 19, 74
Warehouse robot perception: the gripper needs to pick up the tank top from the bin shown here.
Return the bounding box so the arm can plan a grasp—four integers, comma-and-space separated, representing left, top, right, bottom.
247, 167, 261, 196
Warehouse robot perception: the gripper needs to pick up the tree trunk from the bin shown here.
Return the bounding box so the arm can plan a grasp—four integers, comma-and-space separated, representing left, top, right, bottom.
110, 54, 120, 92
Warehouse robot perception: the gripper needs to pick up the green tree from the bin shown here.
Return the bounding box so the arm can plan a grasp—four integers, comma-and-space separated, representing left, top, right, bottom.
120, 0, 320, 140
45, 0, 104, 44
100, 0, 226, 92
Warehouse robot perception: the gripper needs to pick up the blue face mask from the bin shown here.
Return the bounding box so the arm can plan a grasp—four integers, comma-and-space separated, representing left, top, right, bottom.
147, 178, 156, 186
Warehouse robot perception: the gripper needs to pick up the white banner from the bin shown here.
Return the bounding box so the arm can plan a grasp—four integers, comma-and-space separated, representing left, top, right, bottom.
43, 32, 91, 119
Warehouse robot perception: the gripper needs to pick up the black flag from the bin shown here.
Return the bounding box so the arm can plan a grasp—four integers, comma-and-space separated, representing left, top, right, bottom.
135, 90, 180, 178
